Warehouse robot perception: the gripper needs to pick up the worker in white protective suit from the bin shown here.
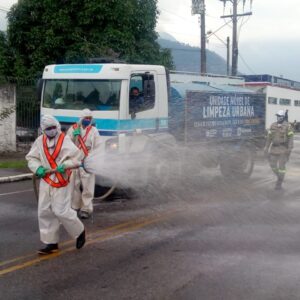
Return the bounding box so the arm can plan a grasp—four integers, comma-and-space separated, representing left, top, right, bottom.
26, 115, 86, 255
67, 108, 101, 219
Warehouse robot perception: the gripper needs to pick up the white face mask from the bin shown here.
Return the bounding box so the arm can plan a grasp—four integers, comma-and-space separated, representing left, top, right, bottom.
45, 128, 58, 138
277, 116, 285, 123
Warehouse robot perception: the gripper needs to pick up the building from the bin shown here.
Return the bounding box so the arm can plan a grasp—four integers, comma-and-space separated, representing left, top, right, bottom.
243, 74, 300, 128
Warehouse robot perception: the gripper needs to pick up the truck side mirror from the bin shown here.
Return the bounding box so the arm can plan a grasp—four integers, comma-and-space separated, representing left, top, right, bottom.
37, 78, 43, 101
143, 78, 155, 109
131, 111, 136, 119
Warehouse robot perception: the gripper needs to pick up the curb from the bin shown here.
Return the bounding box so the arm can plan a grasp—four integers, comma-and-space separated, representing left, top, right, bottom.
0, 173, 33, 183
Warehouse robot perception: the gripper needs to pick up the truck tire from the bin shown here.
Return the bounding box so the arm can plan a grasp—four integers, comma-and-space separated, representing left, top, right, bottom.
219, 145, 254, 179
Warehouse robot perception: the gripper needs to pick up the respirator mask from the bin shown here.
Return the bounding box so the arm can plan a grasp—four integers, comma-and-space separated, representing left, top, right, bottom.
82, 118, 92, 127
277, 116, 285, 124
44, 126, 58, 138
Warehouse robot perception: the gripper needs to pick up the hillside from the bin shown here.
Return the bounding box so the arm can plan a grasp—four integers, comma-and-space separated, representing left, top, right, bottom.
158, 38, 228, 75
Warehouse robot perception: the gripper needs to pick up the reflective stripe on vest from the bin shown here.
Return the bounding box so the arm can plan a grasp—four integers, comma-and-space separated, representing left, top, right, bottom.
42, 133, 70, 188
73, 123, 92, 157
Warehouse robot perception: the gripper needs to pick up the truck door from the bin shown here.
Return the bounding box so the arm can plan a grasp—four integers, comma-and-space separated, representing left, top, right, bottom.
128, 72, 158, 128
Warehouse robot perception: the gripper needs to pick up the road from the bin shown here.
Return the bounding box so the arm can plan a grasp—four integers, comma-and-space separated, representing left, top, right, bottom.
1, 139, 300, 299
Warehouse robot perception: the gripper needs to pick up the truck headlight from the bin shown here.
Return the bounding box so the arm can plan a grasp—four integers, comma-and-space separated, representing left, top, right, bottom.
105, 138, 119, 152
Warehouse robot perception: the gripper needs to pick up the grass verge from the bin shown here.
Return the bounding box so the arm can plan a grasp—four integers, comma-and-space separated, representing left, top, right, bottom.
0, 160, 27, 169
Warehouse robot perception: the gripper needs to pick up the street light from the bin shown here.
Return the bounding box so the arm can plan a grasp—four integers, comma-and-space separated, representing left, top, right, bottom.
207, 30, 231, 76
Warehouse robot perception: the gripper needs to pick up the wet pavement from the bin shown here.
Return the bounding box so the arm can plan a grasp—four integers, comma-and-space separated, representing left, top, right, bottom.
1, 138, 300, 299
0, 168, 28, 177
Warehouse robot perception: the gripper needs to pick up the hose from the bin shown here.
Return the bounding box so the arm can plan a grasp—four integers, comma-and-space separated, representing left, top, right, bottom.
32, 166, 116, 202
33, 133, 168, 202
93, 184, 116, 201
32, 164, 81, 202
33, 175, 39, 202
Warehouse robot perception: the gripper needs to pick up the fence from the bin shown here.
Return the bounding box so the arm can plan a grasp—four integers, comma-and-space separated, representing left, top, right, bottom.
5, 78, 40, 151
16, 79, 40, 150
0, 84, 17, 152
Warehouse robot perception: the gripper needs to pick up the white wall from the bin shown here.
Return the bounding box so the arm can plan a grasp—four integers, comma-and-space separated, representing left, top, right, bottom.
0, 84, 16, 152
243, 84, 300, 129
170, 72, 245, 85
265, 85, 300, 128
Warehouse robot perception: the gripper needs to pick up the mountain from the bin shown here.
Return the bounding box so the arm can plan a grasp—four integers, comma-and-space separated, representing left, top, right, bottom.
158, 32, 178, 42
158, 36, 228, 75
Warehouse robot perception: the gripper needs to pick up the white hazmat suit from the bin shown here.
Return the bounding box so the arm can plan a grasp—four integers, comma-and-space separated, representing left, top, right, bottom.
26, 115, 84, 247
67, 109, 101, 217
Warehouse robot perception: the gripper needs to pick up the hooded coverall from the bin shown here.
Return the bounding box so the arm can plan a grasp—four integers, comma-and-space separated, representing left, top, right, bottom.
67, 123, 101, 214
26, 116, 84, 244
265, 121, 294, 186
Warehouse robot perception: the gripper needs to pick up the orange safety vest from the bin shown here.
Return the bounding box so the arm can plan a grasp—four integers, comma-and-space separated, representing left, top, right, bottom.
42, 133, 71, 188
72, 123, 92, 157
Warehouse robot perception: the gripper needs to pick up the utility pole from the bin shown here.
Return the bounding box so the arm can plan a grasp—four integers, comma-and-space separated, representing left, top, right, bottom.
219, 0, 252, 76
231, 0, 238, 76
226, 36, 230, 76
192, 0, 206, 75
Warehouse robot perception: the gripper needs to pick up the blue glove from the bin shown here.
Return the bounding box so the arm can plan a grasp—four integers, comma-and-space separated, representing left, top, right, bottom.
36, 166, 47, 178
56, 164, 66, 174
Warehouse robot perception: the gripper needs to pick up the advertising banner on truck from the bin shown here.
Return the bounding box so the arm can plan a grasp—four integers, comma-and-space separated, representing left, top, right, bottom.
185, 91, 266, 142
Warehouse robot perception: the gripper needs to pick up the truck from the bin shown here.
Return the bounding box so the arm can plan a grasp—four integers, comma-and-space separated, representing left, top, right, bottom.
38, 63, 266, 196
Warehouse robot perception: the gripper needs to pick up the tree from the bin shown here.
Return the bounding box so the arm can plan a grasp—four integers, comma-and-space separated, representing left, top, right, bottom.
0, 32, 11, 79
5, 0, 173, 78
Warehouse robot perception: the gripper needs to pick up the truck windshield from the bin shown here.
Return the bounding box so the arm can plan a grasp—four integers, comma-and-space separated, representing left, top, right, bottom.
42, 79, 121, 111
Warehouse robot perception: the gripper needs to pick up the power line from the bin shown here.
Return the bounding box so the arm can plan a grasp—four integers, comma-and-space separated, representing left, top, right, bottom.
237, 15, 251, 42
220, 0, 252, 76
206, 19, 232, 39
0, 5, 9, 12
238, 52, 256, 74
159, 7, 197, 23
0, 8, 9, 13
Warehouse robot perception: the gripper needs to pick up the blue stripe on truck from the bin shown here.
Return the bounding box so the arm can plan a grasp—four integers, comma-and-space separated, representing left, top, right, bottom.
54, 64, 103, 73
53, 116, 168, 135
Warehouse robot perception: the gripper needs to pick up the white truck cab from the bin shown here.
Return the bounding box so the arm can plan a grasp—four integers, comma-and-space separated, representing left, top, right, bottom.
41, 63, 169, 141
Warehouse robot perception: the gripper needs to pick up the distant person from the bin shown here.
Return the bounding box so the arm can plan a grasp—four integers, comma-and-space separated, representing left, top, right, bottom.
85, 89, 99, 106
129, 87, 144, 112
264, 110, 294, 190
67, 109, 101, 219
292, 120, 297, 131
53, 83, 65, 105
26, 115, 86, 255
284, 109, 289, 122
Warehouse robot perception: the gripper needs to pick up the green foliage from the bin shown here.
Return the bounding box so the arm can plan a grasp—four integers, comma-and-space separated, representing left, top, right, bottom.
0, 32, 11, 78
5, 0, 173, 78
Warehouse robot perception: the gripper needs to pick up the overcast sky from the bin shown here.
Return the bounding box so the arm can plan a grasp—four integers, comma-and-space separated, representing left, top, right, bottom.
1, 0, 300, 81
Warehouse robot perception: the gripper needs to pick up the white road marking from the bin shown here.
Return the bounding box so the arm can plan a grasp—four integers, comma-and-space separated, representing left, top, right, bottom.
0, 189, 33, 197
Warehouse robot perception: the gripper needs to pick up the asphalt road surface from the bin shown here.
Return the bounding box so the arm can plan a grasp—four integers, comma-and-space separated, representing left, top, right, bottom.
1, 139, 300, 300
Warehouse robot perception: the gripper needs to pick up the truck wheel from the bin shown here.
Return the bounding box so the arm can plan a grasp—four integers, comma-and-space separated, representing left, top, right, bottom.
220, 146, 254, 179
